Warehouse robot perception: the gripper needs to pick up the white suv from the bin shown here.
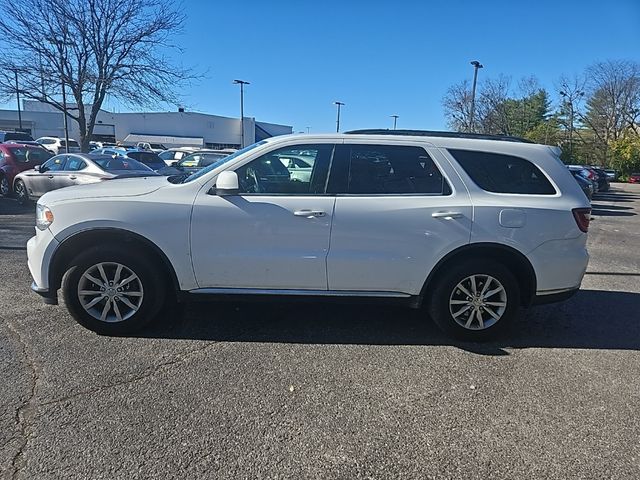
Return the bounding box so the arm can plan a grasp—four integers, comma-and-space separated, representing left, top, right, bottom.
27, 131, 591, 340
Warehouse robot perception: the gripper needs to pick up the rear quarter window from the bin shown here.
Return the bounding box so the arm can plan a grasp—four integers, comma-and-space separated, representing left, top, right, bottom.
448, 149, 556, 195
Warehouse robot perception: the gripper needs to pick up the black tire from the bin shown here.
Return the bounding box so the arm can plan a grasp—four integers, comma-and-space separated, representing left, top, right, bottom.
14, 179, 29, 206
427, 260, 520, 341
62, 247, 167, 335
0, 175, 10, 197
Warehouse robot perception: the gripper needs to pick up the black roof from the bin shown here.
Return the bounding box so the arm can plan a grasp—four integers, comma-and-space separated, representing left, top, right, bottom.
344, 129, 533, 144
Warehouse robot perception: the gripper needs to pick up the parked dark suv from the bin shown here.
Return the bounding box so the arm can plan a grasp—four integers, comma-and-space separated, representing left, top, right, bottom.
0, 131, 34, 143
0, 144, 53, 197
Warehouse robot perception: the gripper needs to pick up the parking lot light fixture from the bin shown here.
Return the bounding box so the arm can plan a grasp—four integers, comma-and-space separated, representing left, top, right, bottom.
334, 101, 345, 133
391, 115, 399, 130
469, 60, 483, 133
46, 34, 74, 153
233, 80, 250, 148
13, 69, 22, 130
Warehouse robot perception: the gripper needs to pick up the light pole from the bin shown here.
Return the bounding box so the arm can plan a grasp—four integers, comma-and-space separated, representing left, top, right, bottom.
13, 69, 22, 131
334, 101, 344, 133
560, 90, 584, 161
306, 126, 310, 134
47, 35, 73, 153
233, 79, 250, 148
469, 60, 483, 132
390, 115, 399, 130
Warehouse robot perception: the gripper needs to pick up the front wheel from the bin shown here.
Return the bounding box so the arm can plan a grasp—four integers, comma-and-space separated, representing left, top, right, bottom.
427, 260, 520, 341
62, 247, 167, 334
14, 180, 29, 206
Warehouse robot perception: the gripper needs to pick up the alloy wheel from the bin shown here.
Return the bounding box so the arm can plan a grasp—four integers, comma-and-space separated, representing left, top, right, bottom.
77, 262, 144, 323
0, 177, 9, 196
449, 274, 507, 330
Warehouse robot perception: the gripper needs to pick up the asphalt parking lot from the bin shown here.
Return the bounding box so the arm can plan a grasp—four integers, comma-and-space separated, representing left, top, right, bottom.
1, 185, 639, 479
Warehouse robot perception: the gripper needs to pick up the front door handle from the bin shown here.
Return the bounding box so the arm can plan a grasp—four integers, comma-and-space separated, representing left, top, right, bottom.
48, 175, 54, 179
432, 211, 463, 220
294, 209, 326, 218
69, 175, 77, 180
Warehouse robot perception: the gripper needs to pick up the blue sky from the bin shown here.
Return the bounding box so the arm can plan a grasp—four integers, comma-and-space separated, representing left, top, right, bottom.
12, 0, 640, 132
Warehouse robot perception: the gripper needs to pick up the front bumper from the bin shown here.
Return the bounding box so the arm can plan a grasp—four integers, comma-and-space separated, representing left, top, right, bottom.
27, 228, 60, 304
31, 281, 58, 305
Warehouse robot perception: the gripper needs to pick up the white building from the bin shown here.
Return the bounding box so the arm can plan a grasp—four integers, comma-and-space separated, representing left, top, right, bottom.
0, 101, 292, 148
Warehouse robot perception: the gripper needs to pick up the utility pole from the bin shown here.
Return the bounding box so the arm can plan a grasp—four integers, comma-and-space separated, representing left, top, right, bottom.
233, 79, 250, 148
334, 101, 344, 133
391, 115, 399, 130
14, 70, 22, 131
469, 60, 483, 132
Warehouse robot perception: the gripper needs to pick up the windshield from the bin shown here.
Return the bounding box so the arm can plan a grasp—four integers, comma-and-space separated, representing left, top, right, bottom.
182, 141, 268, 183
93, 157, 154, 172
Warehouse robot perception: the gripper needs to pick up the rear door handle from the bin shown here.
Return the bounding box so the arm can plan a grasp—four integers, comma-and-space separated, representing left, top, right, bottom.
48, 175, 54, 179
69, 175, 77, 180
432, 211, 463, 220
293, 209, 326, 218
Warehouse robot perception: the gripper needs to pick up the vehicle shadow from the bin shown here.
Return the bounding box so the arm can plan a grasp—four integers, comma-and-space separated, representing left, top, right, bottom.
135, 289, 640, 355
591, 209, 637, 216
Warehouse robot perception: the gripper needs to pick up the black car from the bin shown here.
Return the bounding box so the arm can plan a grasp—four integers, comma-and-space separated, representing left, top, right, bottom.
590, 167, 610, 192
124, 150, 166, 171
569, 170, 594, 200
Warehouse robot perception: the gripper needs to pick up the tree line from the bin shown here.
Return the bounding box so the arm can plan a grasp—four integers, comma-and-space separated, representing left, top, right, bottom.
442, 60, 640, 177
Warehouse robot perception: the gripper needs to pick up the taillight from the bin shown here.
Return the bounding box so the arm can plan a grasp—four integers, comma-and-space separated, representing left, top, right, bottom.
572, 208, 591, 233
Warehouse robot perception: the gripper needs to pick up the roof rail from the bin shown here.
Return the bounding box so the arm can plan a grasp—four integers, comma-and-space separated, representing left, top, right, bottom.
344, 129, 533, 144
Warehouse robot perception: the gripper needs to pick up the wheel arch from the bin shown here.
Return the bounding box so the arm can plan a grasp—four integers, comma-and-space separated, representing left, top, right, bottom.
419, 242, 537, 307
49, 228, 180, 297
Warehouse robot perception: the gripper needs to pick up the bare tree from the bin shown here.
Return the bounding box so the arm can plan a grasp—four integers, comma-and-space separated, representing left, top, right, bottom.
476, 75, 511, 134
0, 0, 190, 151
583, 60, 640, 144
442, 79, 474, 132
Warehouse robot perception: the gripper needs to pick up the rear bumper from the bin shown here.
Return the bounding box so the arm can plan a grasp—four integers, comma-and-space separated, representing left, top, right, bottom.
526, 236, 589, 293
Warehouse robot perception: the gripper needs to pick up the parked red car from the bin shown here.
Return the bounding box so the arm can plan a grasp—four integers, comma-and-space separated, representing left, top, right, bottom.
0, 144, 52, 197
629, 173, 640, 184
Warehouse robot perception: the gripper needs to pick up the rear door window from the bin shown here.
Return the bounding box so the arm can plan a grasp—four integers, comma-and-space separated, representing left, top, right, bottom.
448, 149, 556, 194
328, 144, 451, 195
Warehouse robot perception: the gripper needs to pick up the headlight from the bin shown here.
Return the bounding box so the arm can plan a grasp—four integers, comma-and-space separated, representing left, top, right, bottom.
36, 204, 54, 230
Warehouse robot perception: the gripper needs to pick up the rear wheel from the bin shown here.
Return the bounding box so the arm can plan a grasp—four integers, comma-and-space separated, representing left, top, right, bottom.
14, 180, 29, 205
0, 175, 9, 197
427, 260, 520, 341
62, 247, 167, 334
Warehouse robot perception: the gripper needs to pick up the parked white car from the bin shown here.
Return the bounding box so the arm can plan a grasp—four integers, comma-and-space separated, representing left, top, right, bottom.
27, 131, 591, 340
36, 137, 81, 154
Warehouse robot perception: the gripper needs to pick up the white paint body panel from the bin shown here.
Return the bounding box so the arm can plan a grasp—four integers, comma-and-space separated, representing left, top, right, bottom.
191, 194, 335, 289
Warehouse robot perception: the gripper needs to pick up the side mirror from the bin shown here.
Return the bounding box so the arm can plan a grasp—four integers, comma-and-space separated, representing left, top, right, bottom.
171, 161, 178, 167
214, 171, 239, 196
34, 165, 41, 172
